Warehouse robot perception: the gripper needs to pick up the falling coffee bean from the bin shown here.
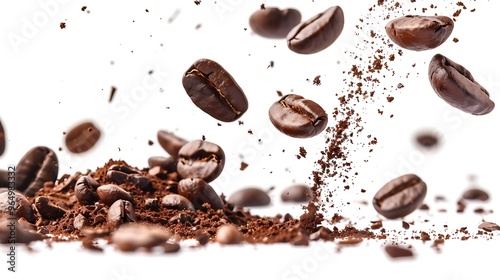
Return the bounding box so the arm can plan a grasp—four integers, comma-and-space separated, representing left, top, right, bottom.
286, 6, 344, 54
228, 187, 270, 207
178, 178, 224, 210
281, 184, 313, 202
384, 245, 414, 258
415, 131, 439, 148
385, 15, 454, 51
177, 140, 225, 182
0, 218, 46, 244
182, 58, 248, 122
216, 224, 243, 245
269, 94, 328, 138
0, 191, 36, 223
65, 121, 101, 153
148, 156, 178, 172
107, 199, 137, 227
161, 194, 196, 211
0, 120, 5, 156
157, 130, 188, 157
75, 176, 99, 205
372, 174, 427, 219
111, 223, 172, 252
107, 170, 152, 190
249, 7, 301, 38
428, 54, 494, 115
462, 188, 489, 201
16, 146, 58, 197
34, 196, 67, 220
96, 184, 133, 206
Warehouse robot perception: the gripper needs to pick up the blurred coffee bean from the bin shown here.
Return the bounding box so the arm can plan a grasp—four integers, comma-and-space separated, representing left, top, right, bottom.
148, 156, 178, 173
65, 121, 101, 153
177, 140, 225, 183
249, 7, 301, 38
34, 196, 67, 219
415, 132, 439, 148
107, 170, 151, 190
228, 187, 271, 207
75, 176, 99, 205
73, 213, 88, 230
96, 184, 133, 206
216, 224, 242, 245
16, 146, 58, 197
162, 194, 196, 211
462, 188, 489, 201
178, 178, 223, 210
157, 130, 188, 156
281, 184, 313, 202
108, 164, 140, 174
0, 218, 46, 244
107, 170, 128, 184
111, 223, 172, 252
0, 191, 36, 223
107, 199, 137, 227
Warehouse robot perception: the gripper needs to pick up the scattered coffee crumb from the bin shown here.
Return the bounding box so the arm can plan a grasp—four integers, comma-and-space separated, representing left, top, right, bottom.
478, 222, 500, 232
109, 86, 117, 103
453, 37, 459, 43
145, 9, 149, 12
313, 75, 321, 86
195, 23, 202, 30
276, 90, 283, 97
260, 4, 265, 9
240, 162, 248, 171
238, 121, 244, 125
60, 22, 66, 29
370, 220, 383, 230
194, 0, 201, 5
81, 6, 87, 11
296, 147, 307, 159
384, 245, 413, 258
402, 221, 410, 230
148, 140, 154, 146
268, 61, 274, 68
386, 96, 394, 102
247, 129, 253, 135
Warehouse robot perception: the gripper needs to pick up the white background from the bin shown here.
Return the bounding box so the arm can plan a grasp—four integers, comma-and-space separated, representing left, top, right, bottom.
1, 0, 499, 279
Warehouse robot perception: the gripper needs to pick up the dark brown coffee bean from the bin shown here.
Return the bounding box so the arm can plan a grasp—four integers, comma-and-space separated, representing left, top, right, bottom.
161, 194, 195, 211
16, 146, 58, 197
106, 170, 128, 184
157, 130, 188, 156
65, 121, 101, 153
478, 222, 500, 232
249, 7, 301, 38
286, 6, 344, 54
462, 188, 489, 201
34, 196, 67, 219
0, 119, 5, 156
281, 184, 313, 202
269, 94, 328, 138
228, 187, 270, 207
75, 176, 99, 205
107, 170, 151, 190
182, 58, 248, 122
385, 15, 454, 51
384, 245, 414, 258
429, 54, 494, 115
53, 171, 82, 192
148, 156, 178, 173
178, 178, 223, 210
415, 131, 439, 148
0, 191, 36, 223
177, 140, 225, 182
108, 164, 140, 174
372, 174, 427, 219
195, 230, 210, 245
107, 199, 137, 227
96, 184, 133, 206
216, 224, 242, 245
73, 213, 88, 230
111, 223, 172, 252
0, 218, 46, 244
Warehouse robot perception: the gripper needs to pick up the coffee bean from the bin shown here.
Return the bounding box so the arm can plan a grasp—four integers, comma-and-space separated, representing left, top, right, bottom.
385, 15, 454, 51
107, 199, 137, 227
108, 164, 140, 174
111, 223, 172, 252
462, 188, 489, 201
286, 6, 344, 54
157, 130, 188, 157
415, 131, 439, 148
281, 184, 313, 202
384, 245, 414, 258
228, 187, 270, 207
478, 222, 500, 232
53, 171, 82, 192
0, 218, 46, 244
249, 7, 301, 38
216, 224, 242, 245
428, 54, 494, 115
0, 191, 36, 223
0, 119, 5, 156
161, 194, 196, 211
177, 140, 225, 182
16, 146, 58, 197
107, 170, 152, 190
148, 156, 178, 172
65, 121, 101, 153
182, 58, 248, 122
269, 94, 328, 138
73, 213, 88, 230
372, 174, 427, 219
34, 196, 67, 220
178, 178, 224, 210
96, 184, 133, 206
75, 176, 99, 205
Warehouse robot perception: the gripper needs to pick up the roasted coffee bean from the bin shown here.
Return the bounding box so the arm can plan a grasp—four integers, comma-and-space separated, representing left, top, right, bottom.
34, 196, 67, 219
178, 178, 224, 210
75, 176, 99, 205
73, 213, 88, 230
384, 245, 414, 258
228, 187, 270, 207
107, 170, 151, 190
0, 191, 36, 223
429, 54, 494, 115
478, 222, 500, 232
216, 224, 242, 245
0, 119, 5, 156
108, 164, 140, 174
372, 174, 427, 219
286, 6, 344, 54
53, 171, 82, 192
269, 94, 328, 138
415, 131, 439, 148
107, 170, 128, 184
16, 146, 58, 197
96, 184, 133, 206
107, 199, 137, 227
249, 7, 301, 38
281, 184, 313, 202
65, 121, 101, 153
182, 58, 248, 122
0, 218, 46, 244
462, 188, 489, 201
111, 223, 172, 252
157, 130, 188, 156
177, 140, 225, 182
162, 194, 196, 211
148, 156, 178, 172
385, 15, 453, 51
